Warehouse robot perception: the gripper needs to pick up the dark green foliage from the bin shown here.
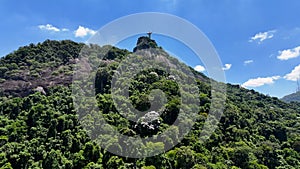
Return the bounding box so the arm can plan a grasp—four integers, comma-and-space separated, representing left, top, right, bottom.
133, 36, 159, 52
0, 40, 84, 97
0, 39, 299, 168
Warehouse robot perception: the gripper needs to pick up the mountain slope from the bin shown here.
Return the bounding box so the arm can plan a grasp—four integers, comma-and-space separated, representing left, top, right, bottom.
0, 38, 299, 168
282, 91, 300, 103
0, 40, 84, 97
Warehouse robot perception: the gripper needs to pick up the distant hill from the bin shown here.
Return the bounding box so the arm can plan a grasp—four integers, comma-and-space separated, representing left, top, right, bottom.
0, 39, 84, 97
282, 91, 300, 103
0, 37, 300, 168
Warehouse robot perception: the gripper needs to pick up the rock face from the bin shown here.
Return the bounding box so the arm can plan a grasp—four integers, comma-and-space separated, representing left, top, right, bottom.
134, 111, 161, 136
33, 86, 46, 95
0, 66, 73, 97
0, 40, 83, 97
133, 36, 159, 52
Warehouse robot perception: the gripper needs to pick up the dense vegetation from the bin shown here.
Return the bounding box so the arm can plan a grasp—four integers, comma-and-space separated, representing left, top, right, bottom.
0, 40, 84, 97
0, 38, 300, 168
282, 91, 300, 103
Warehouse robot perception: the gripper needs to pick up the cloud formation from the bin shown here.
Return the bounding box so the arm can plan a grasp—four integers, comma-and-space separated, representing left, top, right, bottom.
277, 46, 300, 60
38, 24, 96, 38
75, 26, 96, 38
284, 64, 300, 81
242, 76, 280, 87
244, 60, 253, 65
249, 30, 276, 44
222, 64, 232, 70
194, 65, 205, 72
61, 28, 69, 32
38, 24, 68, 32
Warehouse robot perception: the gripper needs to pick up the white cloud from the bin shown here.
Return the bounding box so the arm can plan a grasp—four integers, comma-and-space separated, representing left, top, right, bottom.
62, 28, 69, 32
244, 60, 253, 65
75, 26, 96, 38
222, 64, 232, 70
277, 46, 300, 60
249, 30, 276, 44
284, 64, 300, 81
242, 76, 280, 88
194, 65, 205, 72
38, 24, 69, 32
38, 24, 60, 32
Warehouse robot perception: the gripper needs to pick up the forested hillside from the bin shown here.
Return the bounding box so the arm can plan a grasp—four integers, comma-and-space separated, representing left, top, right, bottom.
282, 91, 300, 103
0, 38, 299, 168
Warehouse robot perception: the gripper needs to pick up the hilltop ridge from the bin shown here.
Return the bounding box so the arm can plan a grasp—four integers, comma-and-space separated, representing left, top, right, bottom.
0, 37, 299, 168
133, 36, 159, 52
282, 91, 300, 103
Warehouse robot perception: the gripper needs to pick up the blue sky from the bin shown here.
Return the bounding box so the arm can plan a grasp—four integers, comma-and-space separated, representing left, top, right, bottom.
1, 0, 300, 98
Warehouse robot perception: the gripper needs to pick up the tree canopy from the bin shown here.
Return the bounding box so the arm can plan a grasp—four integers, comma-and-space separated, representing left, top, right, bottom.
0, 39, 299, 168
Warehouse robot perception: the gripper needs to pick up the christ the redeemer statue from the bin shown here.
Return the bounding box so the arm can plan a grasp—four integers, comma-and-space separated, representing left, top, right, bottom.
147, 32, 152, 39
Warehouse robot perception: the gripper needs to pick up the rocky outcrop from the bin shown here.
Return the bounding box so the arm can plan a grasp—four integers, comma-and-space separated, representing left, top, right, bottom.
133, 36, 159, 52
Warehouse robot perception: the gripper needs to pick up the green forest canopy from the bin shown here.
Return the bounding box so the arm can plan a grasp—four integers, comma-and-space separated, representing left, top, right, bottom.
0, 38, 299, 168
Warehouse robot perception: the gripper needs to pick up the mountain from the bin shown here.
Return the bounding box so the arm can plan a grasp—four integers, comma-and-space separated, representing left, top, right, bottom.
0, 37, 300, 168
282, 91, 300, 103
0, 40, 84, 97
